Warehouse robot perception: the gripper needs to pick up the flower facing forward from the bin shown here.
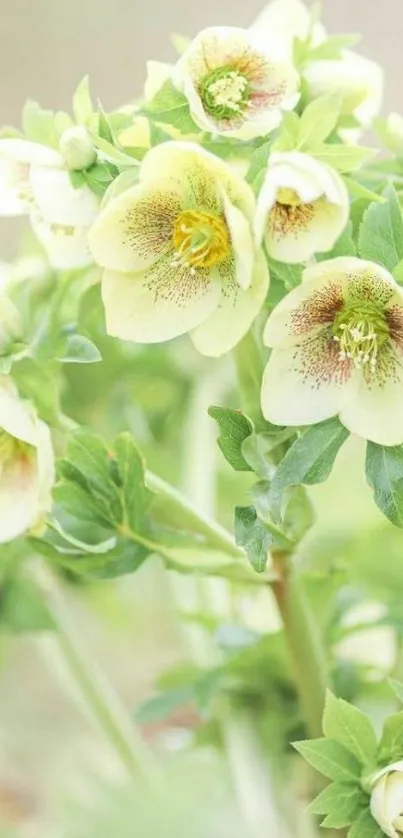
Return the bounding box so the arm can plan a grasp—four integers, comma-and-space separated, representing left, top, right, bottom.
89, 141, 269, 356
0, 379, 54, 543
255, 151, 349, 263
261, 257, 403, 445
172, 27, 299, 138
0, 137, 100, 269
370, 762, 403, 838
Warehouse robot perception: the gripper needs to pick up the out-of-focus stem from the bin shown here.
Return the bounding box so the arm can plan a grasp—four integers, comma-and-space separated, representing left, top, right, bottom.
31, 562, 163, 786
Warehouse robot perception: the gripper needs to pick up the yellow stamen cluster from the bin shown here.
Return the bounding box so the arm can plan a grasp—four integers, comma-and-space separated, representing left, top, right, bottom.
172, 210, 230, 273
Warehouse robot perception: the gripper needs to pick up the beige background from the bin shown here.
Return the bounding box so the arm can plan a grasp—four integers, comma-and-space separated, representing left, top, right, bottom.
0, 0, 401, 256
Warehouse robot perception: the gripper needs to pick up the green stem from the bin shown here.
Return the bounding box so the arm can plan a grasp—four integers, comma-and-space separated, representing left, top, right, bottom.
31, 562, 163, 785
232, 330, 266, 430
145, 470, 243, 558
272, 553, 329, 739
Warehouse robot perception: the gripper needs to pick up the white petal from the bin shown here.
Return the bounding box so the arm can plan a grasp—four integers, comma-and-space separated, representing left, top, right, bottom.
371, 775, 398, 838
250, 0, 326, 58
102, 257, 222, 344
261, 329, 354, 426
191, 250, 269, 357
263, 266, 346, 348
30, 166, 100, 226
0, 455, 40, 543
0, 384, 37, 445
305, 51, 383, 127
35, 419, 55, 519
383, 775, 403, 826
31, 212, 93, 270
223, 195, 254, 290
339, 352, 403, 446
0, 156, 32, 216
88, 179, 182, 273
0, 138, 62, 167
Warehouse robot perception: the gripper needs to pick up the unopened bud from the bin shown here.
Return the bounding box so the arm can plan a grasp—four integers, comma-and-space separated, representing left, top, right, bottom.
59, 126, 96, 171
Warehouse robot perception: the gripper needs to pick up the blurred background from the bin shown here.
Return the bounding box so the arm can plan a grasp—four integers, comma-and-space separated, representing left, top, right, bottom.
1, 1, 403, 836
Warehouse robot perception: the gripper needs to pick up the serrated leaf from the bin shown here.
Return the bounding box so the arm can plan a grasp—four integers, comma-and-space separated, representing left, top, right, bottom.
348, 809, 384, 838
293, 738, 362, 782
208, 406, 253, 471
82, 161, 119, 196
343, 176, 385, 204
272, 110, 300, 152
323, 692, 378, 765
365, 442, 403, 527
270, 419, 349, 518
72, 76, 93, 125
378, 711, 403, 763
245, 140, 271, 187
309, 782, 363, 829
312, 144, 377, 173
22, 100, 59, 148
54, 482, 116, 529
143, 79, 199, 134
298, 95, 342, 149
267, 257, 303, 290
114, 432, 152, 532
55, 334, 102, 363
234, 506, 272, 572
359, 185, 403, 271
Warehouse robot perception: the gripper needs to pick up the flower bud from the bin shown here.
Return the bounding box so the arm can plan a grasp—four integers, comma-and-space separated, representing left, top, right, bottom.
59, 126, 97, 171
370, 762, 403, 838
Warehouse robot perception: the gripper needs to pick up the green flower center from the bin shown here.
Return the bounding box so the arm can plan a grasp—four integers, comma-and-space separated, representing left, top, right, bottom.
332, 300, 389, 371
172, 209, 230, 271
199, 66, 250, 120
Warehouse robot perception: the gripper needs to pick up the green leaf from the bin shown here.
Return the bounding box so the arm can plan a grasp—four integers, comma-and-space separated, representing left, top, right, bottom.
234, 506, 272, 573
208, 406, 253, 471
82, 161, 119, 196
54, 481, 116, 529
393, 258, 403, 284
97, 106, 115, 143
343, 176, 386, 204
55, 334, 102, 364
390, 679, 403, 703
312, 144, 377, 173
348, 809, 384, 838
378, 711, 403, 763
308, 33, 361, 61
245, 140, 271, 187
91, 134, 140, 166
272, 111, 300, 152
21, 100, 59, 148
298, 95, 342, 149
293, 738, 362, 782
365, 442, 403, 527
242, 430, 291, 479
270, 419, 349, 518
267, 257, 304, 290
359, 186, 403, 271
309, 782, 364, 828
143, 79, 199, 134
323, 691, 378, 765
72, 76, 93, 125
114, 432, 152, 532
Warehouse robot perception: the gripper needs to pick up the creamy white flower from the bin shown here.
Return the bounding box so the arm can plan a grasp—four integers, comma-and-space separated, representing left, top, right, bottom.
255, 151, 349, 263
0, 138, 100, 269
172, 26, 299, 138
250, 0, 326, 59
261, 257, 403, 445
304, 52, 384, 139
0, 378, 54, 543
250, 0, 383, 138
370, 763, 403, 838
89, 141, 269, 356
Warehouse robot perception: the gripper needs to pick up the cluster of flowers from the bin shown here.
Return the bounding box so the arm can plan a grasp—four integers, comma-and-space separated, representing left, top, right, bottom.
0, 0, 403, 553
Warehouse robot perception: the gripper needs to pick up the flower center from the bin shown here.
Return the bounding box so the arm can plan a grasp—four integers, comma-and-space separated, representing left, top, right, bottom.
276, 188, 301, 207
200, 66, 250, 119
171, 210, 230, 272
332, 301, 389, 371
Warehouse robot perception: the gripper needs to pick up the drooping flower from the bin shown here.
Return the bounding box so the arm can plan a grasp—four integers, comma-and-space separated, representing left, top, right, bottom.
0, 137, 100, 269
261, 257, 403, 445
370, 762, 403, 838
172, 27, 299, 138
89, 141, 269, 356
255, 151, 349, 264
0, 378, 55, 543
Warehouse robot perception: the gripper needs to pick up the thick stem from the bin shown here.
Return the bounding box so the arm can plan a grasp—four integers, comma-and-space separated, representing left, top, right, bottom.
272, 552, 329, 739
31, 562, 162, 785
